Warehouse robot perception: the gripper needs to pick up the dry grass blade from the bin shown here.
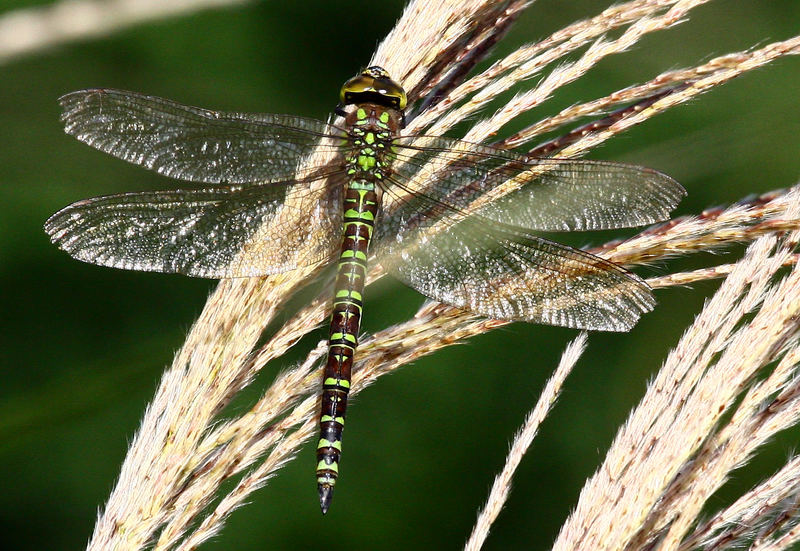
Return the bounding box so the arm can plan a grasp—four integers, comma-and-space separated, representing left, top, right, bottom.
646, 252, 800, 288
505, 38, 800, 150
596, 188, 800, 267
464, 332, 588, 551
464, 0, 712, 145
409, 0, 693, 135
552, 189, 800, 550
557, 36, 800, 161
681, 415, 800, 549
87, 272, 317, 551
0, 0, 252, 65
373, 0, 530, 104
75, 1, 800, 550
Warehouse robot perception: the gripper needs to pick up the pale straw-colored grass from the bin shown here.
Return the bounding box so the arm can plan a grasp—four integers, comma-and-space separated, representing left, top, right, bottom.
61, 1, 800, 549
552, 191, 800, 550
465, 331, 589, 551
0, 0, 252, 64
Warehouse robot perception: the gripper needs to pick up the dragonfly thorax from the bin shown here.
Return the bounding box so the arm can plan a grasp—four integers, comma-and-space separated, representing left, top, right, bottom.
343, 104, 402, 186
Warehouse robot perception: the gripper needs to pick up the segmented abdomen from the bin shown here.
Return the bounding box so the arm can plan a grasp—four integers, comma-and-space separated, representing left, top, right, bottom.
316, 180, 378, 505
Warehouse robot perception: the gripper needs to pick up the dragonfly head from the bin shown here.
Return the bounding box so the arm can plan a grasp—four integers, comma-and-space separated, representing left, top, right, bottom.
338, 66, 407, 113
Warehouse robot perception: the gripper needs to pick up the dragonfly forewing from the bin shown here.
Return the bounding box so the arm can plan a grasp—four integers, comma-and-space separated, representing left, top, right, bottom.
50, 89, 354, 277
383, 136, 684, 232
59, 89, 344, 185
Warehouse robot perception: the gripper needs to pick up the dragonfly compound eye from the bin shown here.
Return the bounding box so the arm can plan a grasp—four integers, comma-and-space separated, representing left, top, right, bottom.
339, 67, 407, 110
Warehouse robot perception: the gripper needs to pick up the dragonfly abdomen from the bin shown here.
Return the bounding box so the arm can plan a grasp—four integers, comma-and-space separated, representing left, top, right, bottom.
317, 102, 401, 513
316, 181, 378, 512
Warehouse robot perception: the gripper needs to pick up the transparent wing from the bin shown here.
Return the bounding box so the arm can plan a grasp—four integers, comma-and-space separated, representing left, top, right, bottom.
374, 136, 678, 330
384, 136, 685, 232
59, 89, 344, 185
45, 178, 343, 278
376, 210, 654, 331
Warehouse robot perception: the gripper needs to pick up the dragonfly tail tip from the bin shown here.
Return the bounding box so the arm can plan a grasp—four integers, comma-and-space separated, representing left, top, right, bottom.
318, 483, 334, 515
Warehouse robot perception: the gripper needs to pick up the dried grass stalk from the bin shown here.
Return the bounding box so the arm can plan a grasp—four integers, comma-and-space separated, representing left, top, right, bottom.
0, 0, 251, 64
553, 189, 800, 550
465, 332, 588, 551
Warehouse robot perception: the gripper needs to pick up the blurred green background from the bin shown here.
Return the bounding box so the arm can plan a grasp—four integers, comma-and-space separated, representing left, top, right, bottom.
2, 0, 799, 549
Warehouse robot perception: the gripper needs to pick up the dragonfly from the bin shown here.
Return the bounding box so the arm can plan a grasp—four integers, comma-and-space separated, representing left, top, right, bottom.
45, 66, 685, 514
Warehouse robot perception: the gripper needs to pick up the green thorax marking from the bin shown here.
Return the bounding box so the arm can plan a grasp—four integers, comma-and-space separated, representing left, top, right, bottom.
344, 103, 402, 187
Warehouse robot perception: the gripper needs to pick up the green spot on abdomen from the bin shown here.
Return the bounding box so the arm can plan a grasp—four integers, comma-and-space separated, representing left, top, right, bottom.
343, 209, 375, 222
324, 376, 352, 389
317, 438, 342, 451
335, 289, 363, 301
339, 249, 368, 261
328, 332, 356, 346
348, 180, 374, 191
317, 459, 339, 473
